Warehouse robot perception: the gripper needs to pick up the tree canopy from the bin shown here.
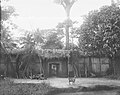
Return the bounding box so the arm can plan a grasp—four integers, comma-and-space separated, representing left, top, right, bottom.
78, 5, 120, 57
1, 0, 18, 54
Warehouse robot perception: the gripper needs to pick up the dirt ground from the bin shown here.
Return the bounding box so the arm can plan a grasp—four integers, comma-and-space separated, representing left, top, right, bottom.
12, 78, 120, 95
12, 78, 120, 88
56, 90, 119, 95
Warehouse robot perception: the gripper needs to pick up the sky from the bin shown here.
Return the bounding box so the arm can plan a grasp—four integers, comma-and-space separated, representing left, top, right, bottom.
7, 0, 112, 31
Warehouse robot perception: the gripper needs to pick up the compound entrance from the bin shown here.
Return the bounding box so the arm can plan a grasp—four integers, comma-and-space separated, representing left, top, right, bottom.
49, 62, 60, 77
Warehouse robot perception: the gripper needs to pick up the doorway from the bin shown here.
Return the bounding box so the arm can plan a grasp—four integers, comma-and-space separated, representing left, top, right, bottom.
49, 63, 60, 77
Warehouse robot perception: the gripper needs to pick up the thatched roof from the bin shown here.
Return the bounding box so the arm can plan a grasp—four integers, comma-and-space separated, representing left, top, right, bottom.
1, 41, 71, 58
35, 49, 71, 58
8, 48, 71, 58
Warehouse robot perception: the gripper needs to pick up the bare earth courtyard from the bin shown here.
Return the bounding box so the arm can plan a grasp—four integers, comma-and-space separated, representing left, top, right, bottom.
11, 78, 120, 95
12, 78, 120, 88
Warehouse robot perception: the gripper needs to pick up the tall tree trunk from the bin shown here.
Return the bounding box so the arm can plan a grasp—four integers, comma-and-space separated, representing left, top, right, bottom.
73, 63, 78, 77
89, 57, 92, 76
65, 24, 69, 49
67, 56, 70, 77
112, 57, 116, 75
10, 61, 16, 77
78, 64, 81, 77
65, 7, 70, 50
23, 62, 29, 79
38, 55, 44, 74
15, 54, 20, 78
99, 57, 101, 75
84, 57, 87, 77
6, 55, 10, 77
9, 54, 18, 78
4, 55, 8, 76
16, 59, 20, 78
108, 57, 114, 75
5, 62, 9, 77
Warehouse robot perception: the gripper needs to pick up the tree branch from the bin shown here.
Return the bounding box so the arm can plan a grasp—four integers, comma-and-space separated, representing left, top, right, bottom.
70, 0, 75, 7
61, 1, 66, 9
1, 42, 9, 54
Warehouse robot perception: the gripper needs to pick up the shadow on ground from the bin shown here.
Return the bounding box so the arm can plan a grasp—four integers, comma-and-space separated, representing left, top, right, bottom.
46, 85, 120, 95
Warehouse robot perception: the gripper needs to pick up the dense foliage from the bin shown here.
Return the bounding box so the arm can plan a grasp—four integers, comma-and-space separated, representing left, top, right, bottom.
1, 0, 18, 53
78, 5, 120, 57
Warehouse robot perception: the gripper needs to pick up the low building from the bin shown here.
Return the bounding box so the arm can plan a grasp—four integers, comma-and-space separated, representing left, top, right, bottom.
0, 48, 114, 78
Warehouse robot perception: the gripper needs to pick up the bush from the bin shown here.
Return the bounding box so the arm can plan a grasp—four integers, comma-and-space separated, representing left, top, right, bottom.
0, 79, 52, 95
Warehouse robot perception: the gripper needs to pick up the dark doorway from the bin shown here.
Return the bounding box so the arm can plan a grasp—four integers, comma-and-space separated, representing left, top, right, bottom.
49, 63, 60, 77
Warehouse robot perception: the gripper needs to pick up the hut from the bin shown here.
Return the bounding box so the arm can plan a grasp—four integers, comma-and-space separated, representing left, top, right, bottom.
0, 41, 113, 78
35, 49, 71, 78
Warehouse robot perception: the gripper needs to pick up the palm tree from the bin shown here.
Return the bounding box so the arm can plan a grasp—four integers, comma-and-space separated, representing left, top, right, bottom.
54, 0, 77, 49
